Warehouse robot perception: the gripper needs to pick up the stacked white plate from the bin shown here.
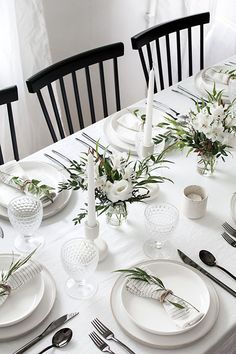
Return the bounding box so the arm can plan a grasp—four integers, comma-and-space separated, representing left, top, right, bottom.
195, 65, 233, 102
0, 161, 72, 220
103, 106, 166, 155
0, 254, 56, 341
111, 259, 219, 349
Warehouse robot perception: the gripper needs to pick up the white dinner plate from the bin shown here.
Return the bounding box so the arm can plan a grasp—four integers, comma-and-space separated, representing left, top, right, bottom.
111, 259, 219, 349
195, 66, 230, 102
0, 254, 44, 327
120, 259, 210, 335
0, 161, 72, 220
0, 256, 56, 341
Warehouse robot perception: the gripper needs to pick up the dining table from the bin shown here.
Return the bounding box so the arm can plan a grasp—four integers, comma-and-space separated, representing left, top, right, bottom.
1, 56, 236, 354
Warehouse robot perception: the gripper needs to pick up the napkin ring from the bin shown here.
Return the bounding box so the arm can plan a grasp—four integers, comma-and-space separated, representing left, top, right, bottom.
0, 283, 11, 295
160, 289, 173, 303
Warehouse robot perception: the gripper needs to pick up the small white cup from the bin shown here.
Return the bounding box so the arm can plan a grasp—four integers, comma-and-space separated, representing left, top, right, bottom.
182, 185, 208, 219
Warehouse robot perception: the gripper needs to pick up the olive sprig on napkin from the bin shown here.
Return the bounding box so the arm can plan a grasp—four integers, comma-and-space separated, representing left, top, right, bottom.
116, 267, 199, 311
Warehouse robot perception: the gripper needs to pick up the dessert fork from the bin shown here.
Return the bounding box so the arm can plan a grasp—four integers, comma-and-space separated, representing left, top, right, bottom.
89, 331, 116, 354
222, 222, 236, 238
92, 318, 135, 354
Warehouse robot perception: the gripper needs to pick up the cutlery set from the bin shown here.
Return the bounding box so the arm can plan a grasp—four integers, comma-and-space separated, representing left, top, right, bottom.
90, 318, 135, 354
13, 313, 134, 354
178, 221, 236, 299
13, 312, 79, 354
44, 133, 109, 172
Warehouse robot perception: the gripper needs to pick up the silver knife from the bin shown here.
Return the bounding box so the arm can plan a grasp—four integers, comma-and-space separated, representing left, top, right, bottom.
13, 312, 79, 354
177, 249, 236, 297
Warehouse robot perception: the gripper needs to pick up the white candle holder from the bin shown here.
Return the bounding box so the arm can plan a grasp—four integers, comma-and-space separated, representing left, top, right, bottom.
135, 131, 165, 159
84, 220, 108, 262
182, 185, 208, 219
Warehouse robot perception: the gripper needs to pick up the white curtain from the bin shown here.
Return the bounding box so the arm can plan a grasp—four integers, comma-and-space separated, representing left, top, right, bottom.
150, 0, 236, 87
0, 0, 52, 162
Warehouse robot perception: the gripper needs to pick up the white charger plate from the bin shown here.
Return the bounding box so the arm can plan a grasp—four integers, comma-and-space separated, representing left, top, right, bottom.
0, 254, 44, 327
0, 161, 72, 220
111, 259, 219, 349
120, 260, 210, 336
0, 256, 56, 341
195, 67, 230, 103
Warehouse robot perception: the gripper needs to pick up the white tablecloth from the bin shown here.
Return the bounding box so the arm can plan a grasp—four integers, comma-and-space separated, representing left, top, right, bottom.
1, 60, 236, 354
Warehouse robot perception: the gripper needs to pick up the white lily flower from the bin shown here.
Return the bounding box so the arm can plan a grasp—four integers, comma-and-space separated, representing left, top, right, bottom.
106, 179, 132, 203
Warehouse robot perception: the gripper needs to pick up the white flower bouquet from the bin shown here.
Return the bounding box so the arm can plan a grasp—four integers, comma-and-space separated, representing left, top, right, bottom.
155, 86, 236, 175
59, 147, 172, 225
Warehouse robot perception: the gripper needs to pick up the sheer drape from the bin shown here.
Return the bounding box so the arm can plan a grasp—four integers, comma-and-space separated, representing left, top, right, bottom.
0, 0, 52, 161
152, 0, 236, 86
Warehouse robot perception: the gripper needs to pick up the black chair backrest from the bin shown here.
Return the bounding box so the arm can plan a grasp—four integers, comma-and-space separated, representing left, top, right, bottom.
131, 12, 210, 91
26, 42, 124, 143
0, 85, 19, 165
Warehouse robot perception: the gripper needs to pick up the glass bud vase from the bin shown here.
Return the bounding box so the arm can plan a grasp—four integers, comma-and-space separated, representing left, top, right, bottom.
197, 154, 217, 176
106, 202, 128, 226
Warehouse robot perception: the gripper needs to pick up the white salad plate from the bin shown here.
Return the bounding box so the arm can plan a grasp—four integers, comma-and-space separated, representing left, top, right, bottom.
110, 106, 166, 145
0, 161, 72, 220
0, 254, 44, 328
111, 259, 219, 349
0, 255, 56, 341
104, 108, 166, 155
195, 66, 230, 102
120, 259, 210, 336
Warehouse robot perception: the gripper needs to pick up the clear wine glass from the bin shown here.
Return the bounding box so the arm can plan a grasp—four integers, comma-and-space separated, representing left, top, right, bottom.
61, 238, 99, 299
143, 203, 179, 259
8, 195, 43, 253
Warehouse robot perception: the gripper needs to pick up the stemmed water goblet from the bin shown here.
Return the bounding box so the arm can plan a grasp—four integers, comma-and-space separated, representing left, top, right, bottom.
61, 238, 99, 299
143, 203, 179, 259
8, 195, 43, 253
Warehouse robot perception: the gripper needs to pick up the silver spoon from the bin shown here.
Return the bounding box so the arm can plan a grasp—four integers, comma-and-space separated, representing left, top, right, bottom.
199, 250, 236, 280
37, 328, 73, 354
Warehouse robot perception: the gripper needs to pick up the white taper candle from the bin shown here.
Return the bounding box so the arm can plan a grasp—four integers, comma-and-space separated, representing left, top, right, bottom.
143, 68, 154, 147
87, 153, 97, 228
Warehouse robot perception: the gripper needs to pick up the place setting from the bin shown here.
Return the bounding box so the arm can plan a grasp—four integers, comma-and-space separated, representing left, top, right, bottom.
0, 159, 72, 220
0, 250, 57, 342
195, 63, 236, 103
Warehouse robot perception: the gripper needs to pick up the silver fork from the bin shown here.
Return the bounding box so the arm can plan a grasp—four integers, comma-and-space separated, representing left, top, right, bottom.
82, 132, 112, 154
89, 331, 116, 354
92, 318, 135, 354
221, 232, 236, 247
222, 222, 236, 238
177, 84, 208, 102
0, 225, 4, 238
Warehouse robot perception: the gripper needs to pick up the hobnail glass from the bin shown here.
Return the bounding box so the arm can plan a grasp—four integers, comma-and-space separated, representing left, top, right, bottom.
143, 203, 179, 259
61, 238, 99, 299
8, 195, 43, 253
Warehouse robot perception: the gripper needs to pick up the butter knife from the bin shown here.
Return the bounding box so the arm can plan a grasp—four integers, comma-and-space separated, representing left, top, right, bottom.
177, 249, 236, 297
13, 312, 79, 354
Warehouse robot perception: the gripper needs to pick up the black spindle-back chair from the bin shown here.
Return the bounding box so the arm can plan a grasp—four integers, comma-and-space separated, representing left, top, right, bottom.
0, 85, 19, 165
131, 12, 210, 91
26, 42, 124, 143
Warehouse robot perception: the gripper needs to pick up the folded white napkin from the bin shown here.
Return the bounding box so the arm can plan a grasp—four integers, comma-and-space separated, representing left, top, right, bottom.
117, 112, 143, 132
0, 160, 28, 208
117, 110, 164, 133
0, 261, 42, 307
126, 269, 204, 329
205, 67, 230, 85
